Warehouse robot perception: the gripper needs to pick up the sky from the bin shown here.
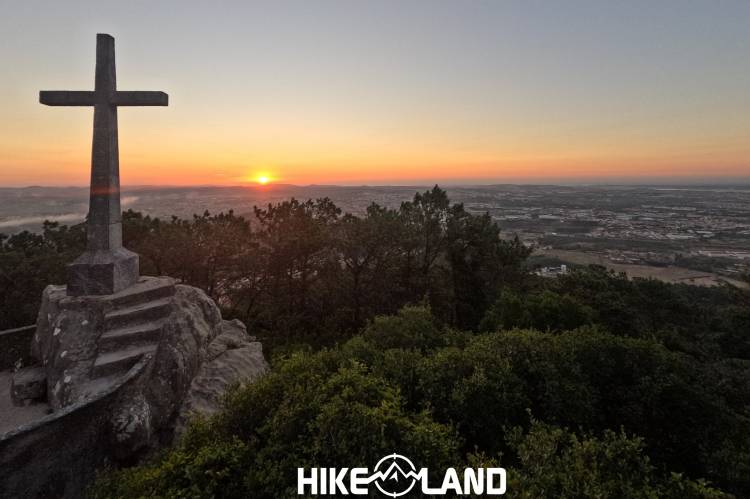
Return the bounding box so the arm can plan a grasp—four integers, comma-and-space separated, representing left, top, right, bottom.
0, 0, 748, 186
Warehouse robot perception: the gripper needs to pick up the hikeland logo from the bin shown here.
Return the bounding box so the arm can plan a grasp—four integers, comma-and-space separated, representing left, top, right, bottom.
298, 453, 507, 496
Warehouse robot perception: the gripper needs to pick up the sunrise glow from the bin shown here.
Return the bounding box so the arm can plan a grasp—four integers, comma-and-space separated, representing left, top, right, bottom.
0, 2, 748, 187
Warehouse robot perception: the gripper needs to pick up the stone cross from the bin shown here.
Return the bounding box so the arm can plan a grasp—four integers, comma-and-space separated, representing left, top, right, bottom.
40, 34, 168, 296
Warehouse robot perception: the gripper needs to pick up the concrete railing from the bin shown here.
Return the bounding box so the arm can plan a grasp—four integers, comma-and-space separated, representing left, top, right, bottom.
0, 354, 151, 499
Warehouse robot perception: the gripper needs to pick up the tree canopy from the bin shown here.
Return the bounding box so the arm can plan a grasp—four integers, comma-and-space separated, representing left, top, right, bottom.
1, 187, 748, 497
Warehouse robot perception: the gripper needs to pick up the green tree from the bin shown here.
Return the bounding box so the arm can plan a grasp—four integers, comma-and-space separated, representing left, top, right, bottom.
331, 203, 402, 328
480, 289, 594, 332
504, 421, 728, 499
0, 221, 84, 329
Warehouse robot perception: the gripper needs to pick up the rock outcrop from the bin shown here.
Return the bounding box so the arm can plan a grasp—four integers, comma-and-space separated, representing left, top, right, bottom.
8, 276, 268, 462
109, 285, 269, 456
175, 319, 268, 435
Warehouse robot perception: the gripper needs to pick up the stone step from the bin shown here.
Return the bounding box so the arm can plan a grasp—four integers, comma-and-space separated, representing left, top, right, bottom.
91, 344, 158, 378
104, 297, 172, 330
109, 277, 175, 309
99, 321, 165, 353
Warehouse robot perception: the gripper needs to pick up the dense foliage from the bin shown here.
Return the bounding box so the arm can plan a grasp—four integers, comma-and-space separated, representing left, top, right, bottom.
0, 221, 84, 329
1, 187, 531, 349
2, 187, 748, 497
92, 307, 743, 498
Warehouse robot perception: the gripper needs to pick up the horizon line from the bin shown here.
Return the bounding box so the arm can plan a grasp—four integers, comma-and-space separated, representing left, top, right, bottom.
3, 178, 750, 190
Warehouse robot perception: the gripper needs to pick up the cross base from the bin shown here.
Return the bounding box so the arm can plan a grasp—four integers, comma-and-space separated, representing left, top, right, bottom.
67, 248, 140, 296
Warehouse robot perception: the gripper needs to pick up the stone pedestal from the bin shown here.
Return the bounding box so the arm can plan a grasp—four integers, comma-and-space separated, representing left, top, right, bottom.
34, 276, 176, 409
67, 248, 139, 296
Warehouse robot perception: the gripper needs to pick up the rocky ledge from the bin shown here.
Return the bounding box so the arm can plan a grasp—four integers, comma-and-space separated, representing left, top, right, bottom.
7, 276, 268, 458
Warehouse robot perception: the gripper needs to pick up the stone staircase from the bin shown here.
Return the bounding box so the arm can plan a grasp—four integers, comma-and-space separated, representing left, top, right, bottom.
89, 277, 175, 380
11, 277, 176, 406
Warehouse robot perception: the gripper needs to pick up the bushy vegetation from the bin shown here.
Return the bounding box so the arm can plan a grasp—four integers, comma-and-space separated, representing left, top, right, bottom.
92, 307, 743, 498
2, 187, 749, 497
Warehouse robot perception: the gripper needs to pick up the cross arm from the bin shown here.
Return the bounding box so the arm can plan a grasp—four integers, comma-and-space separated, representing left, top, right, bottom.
39, 91, 96, 106
112, 91, 168, 106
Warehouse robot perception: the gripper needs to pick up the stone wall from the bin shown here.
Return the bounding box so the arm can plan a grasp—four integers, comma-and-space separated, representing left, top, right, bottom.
0, 356, 149, 499
0, 325, 35, 371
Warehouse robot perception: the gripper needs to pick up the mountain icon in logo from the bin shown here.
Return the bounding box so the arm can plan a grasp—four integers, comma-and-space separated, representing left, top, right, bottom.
383, 462, 414, 482
372, 454, 419, 497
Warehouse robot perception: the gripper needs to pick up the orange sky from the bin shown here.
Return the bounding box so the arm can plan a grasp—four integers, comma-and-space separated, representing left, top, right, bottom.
2, 107, 746, 186
1, 1, 749, 186
2, 99, 747, 186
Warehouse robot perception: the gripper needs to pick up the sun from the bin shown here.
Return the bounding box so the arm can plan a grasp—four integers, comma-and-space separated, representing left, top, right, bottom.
249, 170, 274, 185
253, 172, 274, 185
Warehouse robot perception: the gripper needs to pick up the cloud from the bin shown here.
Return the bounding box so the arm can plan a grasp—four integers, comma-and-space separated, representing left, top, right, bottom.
0, 213, 85, 229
